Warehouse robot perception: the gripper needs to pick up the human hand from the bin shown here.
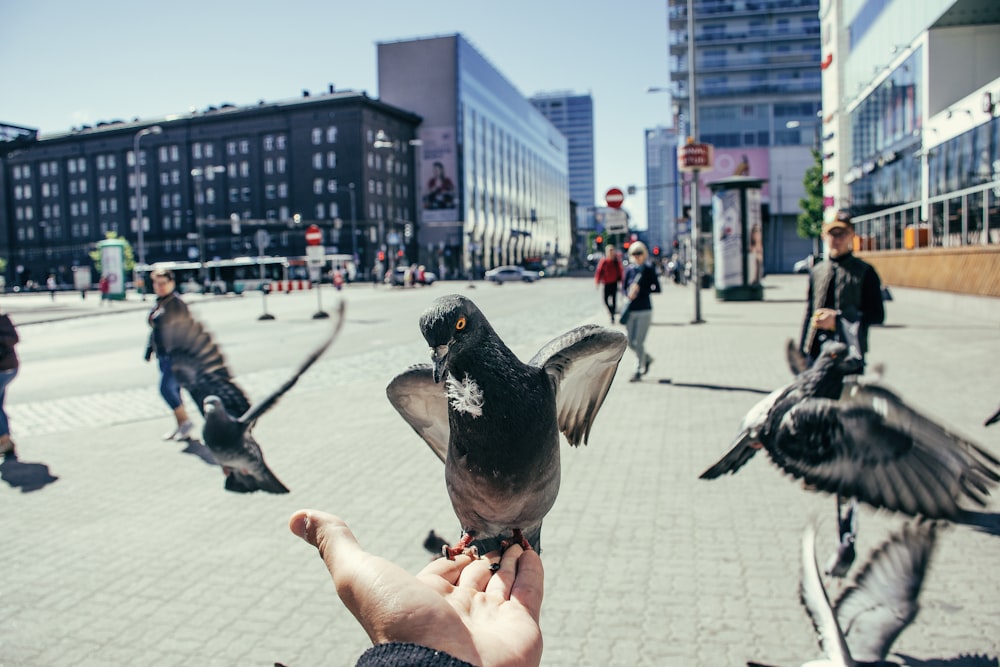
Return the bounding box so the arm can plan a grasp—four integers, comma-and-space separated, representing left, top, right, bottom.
289, 509, 544, 667
812, 307, 838, 331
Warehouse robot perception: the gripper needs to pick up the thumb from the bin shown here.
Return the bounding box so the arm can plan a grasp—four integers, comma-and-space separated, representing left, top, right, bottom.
289, 509, 362, 564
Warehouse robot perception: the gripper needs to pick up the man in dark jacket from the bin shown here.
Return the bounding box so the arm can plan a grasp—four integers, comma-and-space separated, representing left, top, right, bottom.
799, 209, 885, 367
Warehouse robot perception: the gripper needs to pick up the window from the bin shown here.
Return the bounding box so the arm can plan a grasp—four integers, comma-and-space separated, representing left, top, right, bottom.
264, 135, 274, 151
96, 156, 105, 170
314, 178, 324, 195
313, 153, 323, 169
315, 203, 325, 219
312, 128, 323, 145
326, 151, 337, 169
278, 183, 288, 198
227, 142, 237, 156
276, 157, 287, 173
326, 126, 338, 143
193, 143, 203, 159
170, 145, 180, 161
159, 147, 169, 162
264, 158, 274, 174
239, 140, 249, 154
327, 179, 338, 193
205, 143, 214, 158
276, 134, 286, 150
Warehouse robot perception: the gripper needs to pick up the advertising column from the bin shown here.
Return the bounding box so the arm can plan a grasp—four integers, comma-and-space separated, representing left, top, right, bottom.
708, 177, 766, 301
98, 238, 127, 301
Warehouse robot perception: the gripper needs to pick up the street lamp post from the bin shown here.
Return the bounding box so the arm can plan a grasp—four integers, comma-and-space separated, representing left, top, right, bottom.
191, 166, 226, 292
133, 125, 162, 299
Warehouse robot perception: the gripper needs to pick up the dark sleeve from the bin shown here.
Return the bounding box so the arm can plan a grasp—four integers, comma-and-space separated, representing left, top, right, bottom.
0, 315, 19, 347
860, 266, 885, 326
799, 273, 816, 353
355, 642, 477, 667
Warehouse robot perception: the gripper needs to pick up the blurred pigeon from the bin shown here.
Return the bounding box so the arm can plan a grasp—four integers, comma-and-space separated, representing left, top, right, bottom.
786, 338, 810, 376
387, 293, 627, 557
165, 300, 346, 493
802, 521, 935, 666
985, 404, 1000, 427
701, 341, 1000, 521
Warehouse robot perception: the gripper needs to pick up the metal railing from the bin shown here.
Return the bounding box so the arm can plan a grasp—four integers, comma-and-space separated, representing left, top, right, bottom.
851, 180, 1000, 252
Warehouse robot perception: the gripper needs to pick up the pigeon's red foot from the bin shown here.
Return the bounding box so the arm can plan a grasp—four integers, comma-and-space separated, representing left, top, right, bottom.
500, 528, 533, 553
443, 531, 480, 560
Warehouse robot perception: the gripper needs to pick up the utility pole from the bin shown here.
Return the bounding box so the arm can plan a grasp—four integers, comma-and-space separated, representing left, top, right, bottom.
687, 0, 705, 324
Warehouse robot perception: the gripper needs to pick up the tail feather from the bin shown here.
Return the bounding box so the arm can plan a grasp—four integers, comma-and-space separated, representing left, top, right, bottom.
700, 431, 760, 479
224, 468, 289, 494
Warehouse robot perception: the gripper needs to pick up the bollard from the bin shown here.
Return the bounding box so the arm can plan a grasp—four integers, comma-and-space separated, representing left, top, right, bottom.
258, 283, 275, 321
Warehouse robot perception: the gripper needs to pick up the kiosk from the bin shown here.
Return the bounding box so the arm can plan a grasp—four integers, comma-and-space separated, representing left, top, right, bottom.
708, 177, 767, 301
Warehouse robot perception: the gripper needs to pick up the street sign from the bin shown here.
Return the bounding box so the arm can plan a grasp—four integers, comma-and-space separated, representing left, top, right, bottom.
255, 229, 271, 250
604, 209, 629, 234
305, 224, 323, 246
678, 143, 714, 172
605, 187, 625, 209
306, 244, 325, 267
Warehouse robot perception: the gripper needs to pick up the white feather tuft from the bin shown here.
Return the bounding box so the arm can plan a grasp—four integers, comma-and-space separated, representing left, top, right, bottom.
446, 372, 484, 417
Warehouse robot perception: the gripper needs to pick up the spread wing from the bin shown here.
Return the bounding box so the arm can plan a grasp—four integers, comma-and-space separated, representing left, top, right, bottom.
386, 364, 450, 462
833, 521, 937, 662
799, 523, 857, 666
769, 383, 1000, 518
528, 325, 628, 447
238, 300, 346, 426
159, 305, 251, 417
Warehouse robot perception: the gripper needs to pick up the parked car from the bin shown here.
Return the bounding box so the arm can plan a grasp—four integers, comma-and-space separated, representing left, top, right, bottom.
793, 254, 815, 274
485, 265, 540, 284
389, 266, 437, 286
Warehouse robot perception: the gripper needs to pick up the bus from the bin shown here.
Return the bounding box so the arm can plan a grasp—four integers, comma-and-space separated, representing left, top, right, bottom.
136, 256, 290, 295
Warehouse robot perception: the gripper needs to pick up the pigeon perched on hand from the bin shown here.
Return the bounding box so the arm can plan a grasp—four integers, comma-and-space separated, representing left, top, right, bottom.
701, 341, 1000, 520
165, 300, 346, 493
387, 293, 627, 557
749, 520, 937, 667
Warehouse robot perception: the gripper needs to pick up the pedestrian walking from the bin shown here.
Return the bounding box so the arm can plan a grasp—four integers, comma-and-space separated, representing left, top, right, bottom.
594, 245, 624, 324
47, 274, 57, 301
0, 309, 20, 458
621, 242, 661, 382
99, 275, 111, 306
144, 268, 194, 441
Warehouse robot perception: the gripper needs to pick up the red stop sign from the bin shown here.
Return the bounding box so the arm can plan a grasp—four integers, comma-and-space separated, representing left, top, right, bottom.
305, 224, 323, 246
605, 187, 625, 209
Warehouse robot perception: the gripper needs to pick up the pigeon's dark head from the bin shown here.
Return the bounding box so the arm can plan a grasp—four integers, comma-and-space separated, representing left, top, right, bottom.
815, 341, 864, 376
203, 395, 232, 423
418, 294, 486, 382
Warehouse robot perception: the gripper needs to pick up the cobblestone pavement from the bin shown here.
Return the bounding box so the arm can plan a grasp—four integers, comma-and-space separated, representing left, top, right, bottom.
1, 277, 998, 666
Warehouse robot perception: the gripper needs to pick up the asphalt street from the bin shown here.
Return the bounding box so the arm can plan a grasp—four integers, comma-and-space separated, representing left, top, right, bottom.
0, 276, 998, 666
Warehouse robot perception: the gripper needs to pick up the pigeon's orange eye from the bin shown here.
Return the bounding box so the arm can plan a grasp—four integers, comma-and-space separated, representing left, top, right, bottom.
455, 316, 467, 331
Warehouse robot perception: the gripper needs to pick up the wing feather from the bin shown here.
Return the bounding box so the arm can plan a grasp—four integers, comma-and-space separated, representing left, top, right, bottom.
528, 325, 627, 447
386, 364, 450, 463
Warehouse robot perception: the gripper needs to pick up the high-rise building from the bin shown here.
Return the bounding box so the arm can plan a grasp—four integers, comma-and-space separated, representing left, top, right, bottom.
644, 126, 681, 256
667, 0, 821, 272
378, 34, 571, 277
529, 91, 596, 209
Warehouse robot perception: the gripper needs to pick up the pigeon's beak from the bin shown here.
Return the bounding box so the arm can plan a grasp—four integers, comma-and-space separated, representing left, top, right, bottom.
430, 344, 449, 383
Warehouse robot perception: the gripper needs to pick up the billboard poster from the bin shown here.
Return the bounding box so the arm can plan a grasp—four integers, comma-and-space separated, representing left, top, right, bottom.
99, 240, 126, 300
746, 187, 764, 285
698, 147, 770, 202
712, 189, 744, 289
419, 126, 459, 224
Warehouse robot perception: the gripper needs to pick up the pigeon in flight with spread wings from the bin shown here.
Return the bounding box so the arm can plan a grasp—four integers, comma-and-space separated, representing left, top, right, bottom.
749, 520, 937, 667
159, 299, 346, 493
701, 341, 1000, 520
386, 293, 627, 558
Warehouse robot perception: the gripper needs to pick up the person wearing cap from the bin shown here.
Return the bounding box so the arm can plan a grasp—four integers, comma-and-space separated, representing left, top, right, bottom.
799, 209, 885, 368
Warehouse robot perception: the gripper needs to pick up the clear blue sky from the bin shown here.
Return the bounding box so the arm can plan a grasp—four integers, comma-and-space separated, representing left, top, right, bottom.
2, 0, 673, 230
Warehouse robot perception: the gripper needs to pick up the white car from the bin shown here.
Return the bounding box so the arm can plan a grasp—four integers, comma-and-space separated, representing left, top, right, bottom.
484, 265, 539, 283
793, 254, 815, 274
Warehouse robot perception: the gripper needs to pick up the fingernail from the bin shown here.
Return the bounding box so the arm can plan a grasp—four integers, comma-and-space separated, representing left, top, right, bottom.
289, 512, 309, 541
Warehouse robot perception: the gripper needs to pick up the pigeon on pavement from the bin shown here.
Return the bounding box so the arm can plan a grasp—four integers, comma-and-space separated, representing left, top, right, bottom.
749, 520, 937, 667
165, 299, 346, 493
386, 293, 627, 557
700, 341, 1000, 521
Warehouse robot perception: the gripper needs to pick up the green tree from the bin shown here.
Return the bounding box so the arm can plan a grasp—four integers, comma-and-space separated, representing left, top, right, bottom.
797, 147, 824, 256
88, 232, 137, 273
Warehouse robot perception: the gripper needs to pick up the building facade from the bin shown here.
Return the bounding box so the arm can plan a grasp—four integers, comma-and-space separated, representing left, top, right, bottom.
644, 125, 682, 255
529, 91, 596, 209
378, 34, 571, 278
0, 91, 420, 288
668, 0, 821, 273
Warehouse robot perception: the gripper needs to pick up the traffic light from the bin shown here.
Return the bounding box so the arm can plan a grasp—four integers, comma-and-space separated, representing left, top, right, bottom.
653, 246, 660, 256
377, 251, 385, 262
623, 241, 631, 251
595, 235, 603, 247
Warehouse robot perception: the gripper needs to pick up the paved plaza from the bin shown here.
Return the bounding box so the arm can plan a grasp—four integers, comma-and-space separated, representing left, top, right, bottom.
1, 276, 998, 666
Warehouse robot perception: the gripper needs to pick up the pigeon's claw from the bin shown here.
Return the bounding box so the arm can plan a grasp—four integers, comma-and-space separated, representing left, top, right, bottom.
443, 532, 480, 560
500, 528, 533, 553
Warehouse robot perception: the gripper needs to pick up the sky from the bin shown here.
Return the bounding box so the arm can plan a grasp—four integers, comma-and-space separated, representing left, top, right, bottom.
1, 0, 674, 231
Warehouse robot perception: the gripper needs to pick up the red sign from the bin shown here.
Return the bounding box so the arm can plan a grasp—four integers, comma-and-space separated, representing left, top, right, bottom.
305, 224, 323, 246
605, 187, 625, 209
678, 143, 713, 172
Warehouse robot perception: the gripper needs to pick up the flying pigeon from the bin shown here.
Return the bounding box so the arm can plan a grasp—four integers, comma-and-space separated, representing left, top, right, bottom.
386, 293, 627, 557
701, 341, 1000, 520
749, 520, 937, 667
163, 299, 346, 493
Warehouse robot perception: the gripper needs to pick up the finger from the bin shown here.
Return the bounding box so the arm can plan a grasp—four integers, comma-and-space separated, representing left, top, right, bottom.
418, 553, 477, 587
510, 549, 545, 622
484, 544, 523, 599
456, 553, 496, 591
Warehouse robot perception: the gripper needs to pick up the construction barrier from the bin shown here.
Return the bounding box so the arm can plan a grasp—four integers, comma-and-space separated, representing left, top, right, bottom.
271, 279, 312, 292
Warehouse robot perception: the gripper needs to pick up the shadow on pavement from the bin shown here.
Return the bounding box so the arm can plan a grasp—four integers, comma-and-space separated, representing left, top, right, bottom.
179, 439, 219, 466
668, 381, 772, 395
955, 510, 1000, 538
0, 453, 60, 492
895, 653, 999, 667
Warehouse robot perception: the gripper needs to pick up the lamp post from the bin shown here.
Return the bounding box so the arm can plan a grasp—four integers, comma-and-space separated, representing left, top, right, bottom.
133, 125, 162, 299
191, 166, 225, 291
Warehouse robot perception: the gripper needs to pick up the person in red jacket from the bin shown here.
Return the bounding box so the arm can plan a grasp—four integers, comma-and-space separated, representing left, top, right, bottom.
594, 245, 624, 324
